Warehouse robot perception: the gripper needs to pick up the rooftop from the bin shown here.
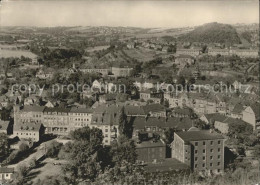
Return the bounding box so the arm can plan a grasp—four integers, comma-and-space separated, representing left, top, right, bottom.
176, 130, 224, 142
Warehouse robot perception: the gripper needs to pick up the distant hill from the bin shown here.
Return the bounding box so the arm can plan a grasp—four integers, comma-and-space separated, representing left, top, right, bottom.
178, 22, 241, 45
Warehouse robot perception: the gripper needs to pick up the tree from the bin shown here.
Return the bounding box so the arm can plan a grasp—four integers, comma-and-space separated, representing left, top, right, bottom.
46, 141, 63, 158
110, 136, 137, 166
117, 107, 131, 138
163, 128, 176, 144
19, 142, 29, 152
63, 127, 105, 183
0, 133, 9, 160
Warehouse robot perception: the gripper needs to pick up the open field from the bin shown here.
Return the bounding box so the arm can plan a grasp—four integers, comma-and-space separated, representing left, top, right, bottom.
0, 49, 37, 59
86, 45, 110, 52
123, 48, 156, 62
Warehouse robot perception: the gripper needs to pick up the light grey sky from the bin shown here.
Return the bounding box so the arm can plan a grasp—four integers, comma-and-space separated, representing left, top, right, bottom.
0, 0, 259, 28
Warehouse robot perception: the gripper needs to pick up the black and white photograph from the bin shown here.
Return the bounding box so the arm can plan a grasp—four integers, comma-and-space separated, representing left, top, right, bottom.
0, 0, 259, 184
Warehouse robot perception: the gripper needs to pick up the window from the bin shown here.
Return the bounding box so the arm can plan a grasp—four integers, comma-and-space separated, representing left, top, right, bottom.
195, 150, 198, 154
218, 155, 221, 159
210, 163, 213, 167
210, 156, 213, 160
195, 164, 197, 168
185, 150, 188, 153
218, 162, 220, 166
195, 142, 198, 146
202, 163, 205, 167
203, 141, 205, 145
218, 169, 221, 172
203, 149, 205, 153
210, 149, 213, 153
218, 140, 221, 144
105, 129, 108, 132
195, 157, 198, 161
105, 140, 108, 143
210, 141, 213, 145
203, 156, 205, 160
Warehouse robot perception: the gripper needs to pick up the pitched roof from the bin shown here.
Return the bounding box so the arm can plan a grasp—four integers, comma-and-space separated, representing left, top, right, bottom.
125, 105, 146, 116
70, 107, 93, 114
176, 130, 224, 142
0, 120, 10, 131
142, 104, 166, 114
202, 113, 227, 123
43, 107, 71, 113
130, 117, 192, 131
232, 103, 245, 114
14, 121, 42, 132
0, 167, 14, 173
21, 105, 45, 112
136, 139, 166, 148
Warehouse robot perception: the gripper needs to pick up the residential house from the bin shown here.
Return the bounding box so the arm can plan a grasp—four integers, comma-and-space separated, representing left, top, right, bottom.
136, 139, 166, 163
0, 167, 14, 181
142, 104, 167, 117
242, 103, 260, 134
175, 55, 195, 67
140, 89, 163, 104
214, 117, 250, 134
13, 121, 44, 142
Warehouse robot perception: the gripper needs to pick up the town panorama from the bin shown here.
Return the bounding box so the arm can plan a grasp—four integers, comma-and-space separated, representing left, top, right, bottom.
0, 0, 259, 184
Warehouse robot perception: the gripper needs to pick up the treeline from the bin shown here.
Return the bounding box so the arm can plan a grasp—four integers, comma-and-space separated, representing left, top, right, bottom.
179, 22, 241, 45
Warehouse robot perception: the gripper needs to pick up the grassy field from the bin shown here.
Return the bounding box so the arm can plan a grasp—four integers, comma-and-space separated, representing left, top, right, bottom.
123, 48, 156, 62
1, 49, 37, 59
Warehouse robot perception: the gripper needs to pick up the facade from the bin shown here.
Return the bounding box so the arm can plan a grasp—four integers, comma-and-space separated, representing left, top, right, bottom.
172, 130, 225, 174
175, 55, 195, 66
111, 67, 133, 77
176, 48, 201, 56
140, 89, 163, 104
207, 48, 229, 56
13, 121, 44, 142
14, 105, 94, 136
136, 139, 166, 163
0, 167, 14, 181
90, 104, 121, 145
214, 117, 249, 134
230, 49, 258, 58
80, 68, 109, 76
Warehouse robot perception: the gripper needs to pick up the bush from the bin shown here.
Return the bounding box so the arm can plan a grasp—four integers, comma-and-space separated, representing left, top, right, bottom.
46, 141, 63, 158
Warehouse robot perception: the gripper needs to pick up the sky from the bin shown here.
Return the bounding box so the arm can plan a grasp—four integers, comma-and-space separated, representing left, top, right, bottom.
0, 0, 259, 28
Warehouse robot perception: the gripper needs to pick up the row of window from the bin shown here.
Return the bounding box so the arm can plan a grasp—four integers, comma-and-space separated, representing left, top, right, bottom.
194, 162, 221, 168
195, 140, 221, 146
195, 148, 221, 154
195, 155, 221, 161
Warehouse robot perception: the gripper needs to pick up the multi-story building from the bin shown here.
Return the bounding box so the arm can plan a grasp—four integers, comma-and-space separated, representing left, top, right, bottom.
13, 121, 44, 142
140, 89, 163, 104
80, 68, 109, 76
174, 54, 195, 67
176, 48, 201, 56
172, 130, 225, 174
0, 120, 12, 135
136, 139, 166, 163
111, 67, 133, 77
14, 105, 94, 136
242, 103, 260, 135
230, 48, 258, 58
207, 48, 229, 56
90, 104, 120, 145
69, 107, 93, 131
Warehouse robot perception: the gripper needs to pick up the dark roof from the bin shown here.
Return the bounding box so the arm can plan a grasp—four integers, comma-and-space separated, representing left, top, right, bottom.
172, 107, 193, 116
131, 117, 192, 131
142, 104, 166, 114
0, 167, 14, 173
232, 103, 245, 114
136, 139, 166, 148
202, 113, 227, 123
21, 105, 45, 112
0, 120, 10, 131
176, 130, 224, 142
43, 107, 71, 113
125, 105, 146, 116
14, 121, 42, 132
70, 107, 93, 113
